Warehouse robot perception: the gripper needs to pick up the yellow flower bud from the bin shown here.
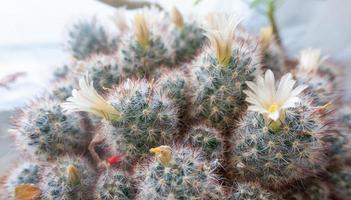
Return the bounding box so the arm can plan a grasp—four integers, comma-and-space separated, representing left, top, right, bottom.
259, 26, 274, 51
171, 6, 184, 30
150, 145, 172, 167
203, 14, 241, 66
67, 164, 80, 186
134, 14, 150, 48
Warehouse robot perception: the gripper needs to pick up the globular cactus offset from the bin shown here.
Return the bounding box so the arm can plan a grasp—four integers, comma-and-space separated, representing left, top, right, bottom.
190, 14, 257, 129
106, 79, 179, 166
4, 162, 43, 199
157, 69, 190, 118
295, 48, 338, 105
50, 78, 76, 102
185, 125, 224, 161
329, 166, 351, 200
169, 6, 205, 63
284, 181, 330, 200
323, 104, 351, 168
229, 182, 279, 200
94, 169, 136, 200
259, 26, 285, 76
11, 96, 91, 160
67, 18, 118, 60
41, 156, 96, 200
136, 145, 224, 199
80, 55, 121, 93
232, 70, 329, 188
118, 12, 172, 78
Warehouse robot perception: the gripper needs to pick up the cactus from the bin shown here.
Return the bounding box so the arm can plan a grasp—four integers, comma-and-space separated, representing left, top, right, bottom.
3, 163, 42, 199
136, 146, 224, 199
94, 169, 136, 200
189, 14, 258, 129
190, 48, 257, 129
157, 69, 190, 118
67, 18, 118, 60
185, 125, 224, 161
169, 6, 204, 63
53, 64, 70, 80
118, 13, 172, 78
232, 101, 328, 188
81, 55, 121, 93
103, 79, 179, 166
171, 23, 204, 63
284, 181, 330, 200
229, 182, 279, 200
41, 156, 96, 200
11, 96, 91, 160
259, 26, 285, 76
50, 78, 76, 102
329, 166, 351, 200
295, 48, 338, 105
323, 104, 351, 168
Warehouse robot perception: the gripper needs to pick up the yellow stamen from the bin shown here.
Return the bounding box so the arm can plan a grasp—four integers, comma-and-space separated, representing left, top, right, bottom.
134, 14, 150, 48
268, 103, 279, 113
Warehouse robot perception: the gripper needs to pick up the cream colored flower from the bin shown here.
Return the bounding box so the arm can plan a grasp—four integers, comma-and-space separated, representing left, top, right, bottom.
203, 13, 241, 66
298, 48, 326, 74
62, 77, 121, 120
171, 6, 184, 30
113, 9, 129, 32
134, 14, 150, 48
244, 70, 307, 121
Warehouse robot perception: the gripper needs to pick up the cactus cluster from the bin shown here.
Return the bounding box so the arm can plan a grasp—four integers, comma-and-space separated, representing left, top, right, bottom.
2, 5, 351, 200
67, 18, 118, 60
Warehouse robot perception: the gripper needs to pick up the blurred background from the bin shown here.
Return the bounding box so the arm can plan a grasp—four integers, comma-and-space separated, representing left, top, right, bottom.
0, 0, 350, 173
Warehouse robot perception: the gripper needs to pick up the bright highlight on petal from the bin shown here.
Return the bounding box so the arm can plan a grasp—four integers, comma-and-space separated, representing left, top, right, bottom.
244, 70, 307, 122
298, 48, 325, 74
62, 76, 121, 121
171, 6, 184, 30
134, 14, 150, 48
203, 13, 241, 66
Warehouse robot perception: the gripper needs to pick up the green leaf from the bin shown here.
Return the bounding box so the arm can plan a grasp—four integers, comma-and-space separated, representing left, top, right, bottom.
250, 0, 264, 8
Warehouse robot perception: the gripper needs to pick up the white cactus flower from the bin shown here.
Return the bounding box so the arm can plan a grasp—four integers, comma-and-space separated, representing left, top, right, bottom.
203, 13, 242, 66
62, 76, 121, 120
244, 70, 307, 121
298, 48, 326, 74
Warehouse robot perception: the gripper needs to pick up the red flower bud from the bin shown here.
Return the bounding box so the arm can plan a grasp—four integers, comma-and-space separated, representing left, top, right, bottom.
107, 155, 123, 165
